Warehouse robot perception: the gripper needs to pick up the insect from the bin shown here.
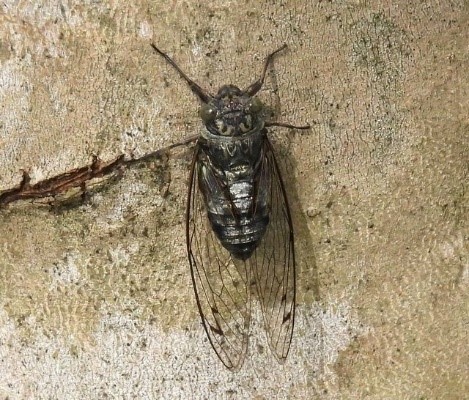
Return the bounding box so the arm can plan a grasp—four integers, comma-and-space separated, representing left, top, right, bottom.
151, 43, 309, 369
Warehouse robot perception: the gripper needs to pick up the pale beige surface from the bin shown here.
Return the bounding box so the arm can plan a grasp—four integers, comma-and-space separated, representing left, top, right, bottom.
0, 1, 467, 399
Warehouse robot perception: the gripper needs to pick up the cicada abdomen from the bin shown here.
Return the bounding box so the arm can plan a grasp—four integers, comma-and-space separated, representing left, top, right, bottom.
196, 126, 269, 260
151, 43, 309, 369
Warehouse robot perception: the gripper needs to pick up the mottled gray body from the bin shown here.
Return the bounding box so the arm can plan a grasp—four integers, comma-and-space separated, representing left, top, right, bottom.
197, 125, 270, 260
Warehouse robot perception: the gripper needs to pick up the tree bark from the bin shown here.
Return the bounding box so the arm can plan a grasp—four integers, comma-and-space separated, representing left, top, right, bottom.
0, 1, 467, 398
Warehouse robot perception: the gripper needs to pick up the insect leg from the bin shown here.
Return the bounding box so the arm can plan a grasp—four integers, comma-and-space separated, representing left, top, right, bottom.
125, 134, 199, 167
244, 44, 288, 96
165, 134, 199, 150
265, 121, 311, 130
150, 43, 212, 103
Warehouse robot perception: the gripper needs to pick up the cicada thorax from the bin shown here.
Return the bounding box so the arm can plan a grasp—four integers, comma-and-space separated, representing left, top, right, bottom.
197, 128, 271, 260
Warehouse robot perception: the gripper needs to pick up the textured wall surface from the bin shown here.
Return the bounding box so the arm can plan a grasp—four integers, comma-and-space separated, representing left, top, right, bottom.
0, 1, 467, 399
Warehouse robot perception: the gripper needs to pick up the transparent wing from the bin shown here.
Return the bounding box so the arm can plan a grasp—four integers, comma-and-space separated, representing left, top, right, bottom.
186, 145, 251, 370
251, 137, 296, 362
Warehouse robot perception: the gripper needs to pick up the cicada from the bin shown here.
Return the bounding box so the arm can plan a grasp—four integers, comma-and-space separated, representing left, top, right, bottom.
151, 43, 309, 369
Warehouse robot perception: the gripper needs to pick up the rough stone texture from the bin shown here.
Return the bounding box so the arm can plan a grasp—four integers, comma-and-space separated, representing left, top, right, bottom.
0, 1, 467, 399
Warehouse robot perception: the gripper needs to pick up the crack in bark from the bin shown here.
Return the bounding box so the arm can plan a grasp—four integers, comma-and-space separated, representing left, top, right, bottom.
0, 135, 198, 207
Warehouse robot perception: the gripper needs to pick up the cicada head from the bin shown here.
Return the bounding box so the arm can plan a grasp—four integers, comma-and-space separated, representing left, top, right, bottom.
199, 85, 265, 137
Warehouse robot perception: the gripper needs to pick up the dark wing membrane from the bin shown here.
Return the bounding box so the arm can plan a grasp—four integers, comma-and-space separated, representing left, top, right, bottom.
251, 137, 296, 362
186, 145, 251, 370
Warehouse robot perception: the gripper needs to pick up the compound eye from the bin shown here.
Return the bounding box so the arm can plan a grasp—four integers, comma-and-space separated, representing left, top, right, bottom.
199, 104, 217, 122
247, 97, 263, 113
